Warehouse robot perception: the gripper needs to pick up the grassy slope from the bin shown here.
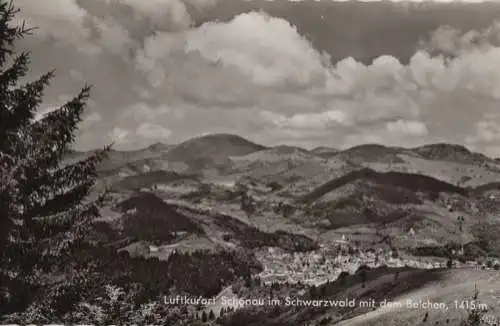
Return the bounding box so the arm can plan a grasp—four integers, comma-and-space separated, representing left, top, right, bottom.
335, 268, 500, 326
222, 268, 500, 326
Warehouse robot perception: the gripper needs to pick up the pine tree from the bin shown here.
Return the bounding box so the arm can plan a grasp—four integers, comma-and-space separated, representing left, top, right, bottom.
0, 0, 109, 313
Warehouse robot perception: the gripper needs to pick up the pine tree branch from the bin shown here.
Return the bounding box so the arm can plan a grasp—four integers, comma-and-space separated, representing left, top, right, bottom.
0, 51, 29, 89
31, 148, 107, 197
0, 71, 54, 150
0, 1, 34, 67
14, 200, 98, 243
20, 85, 91, 168
10, 146, 108, 217
0, 150, 27, 191
25, 179, 96, 219
0, 1, 115, 302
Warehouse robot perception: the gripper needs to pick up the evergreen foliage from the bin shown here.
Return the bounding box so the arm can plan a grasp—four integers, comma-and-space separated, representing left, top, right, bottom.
0, 0, 109, 314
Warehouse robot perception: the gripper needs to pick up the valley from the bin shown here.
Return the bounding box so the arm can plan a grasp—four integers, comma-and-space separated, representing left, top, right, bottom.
66, 133, 500, 325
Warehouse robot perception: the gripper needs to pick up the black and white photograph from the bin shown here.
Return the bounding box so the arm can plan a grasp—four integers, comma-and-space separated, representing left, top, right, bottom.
2, 0, 500, 325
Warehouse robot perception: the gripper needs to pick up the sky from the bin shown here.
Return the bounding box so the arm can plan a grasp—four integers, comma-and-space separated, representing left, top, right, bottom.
13, 0, 500, 157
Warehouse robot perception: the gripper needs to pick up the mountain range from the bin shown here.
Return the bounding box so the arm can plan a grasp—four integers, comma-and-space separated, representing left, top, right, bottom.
71, 133, 500, 325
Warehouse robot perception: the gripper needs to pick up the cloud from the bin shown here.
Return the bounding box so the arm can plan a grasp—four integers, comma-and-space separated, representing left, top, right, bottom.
79, 112, 103, 129
386, 120, 428, 136
69, 69, 84, 81
422, 22, 500, 55
466, 119, 500, 158
16, 0, 136, 56
259, 109, 351, 130
16, 0, 101, 54
135, 123, 172, 140
184, 0, 220, 8
87, 15, 134, 56
113, 0, 192, 31
121, 102, 173, 121
109, 127, 129, 144
16, 0, 192, 55
185, 11, 328, 88
124, 12, 500, 152
466, 120, 500, 144
16, 0, 500, 156
118, 0, 222, 26
121, 102, 187, 123
95, 102, 185, 149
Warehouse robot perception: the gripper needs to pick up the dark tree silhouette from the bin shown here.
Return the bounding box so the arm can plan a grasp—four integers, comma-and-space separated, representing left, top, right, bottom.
0, 0, 109, 314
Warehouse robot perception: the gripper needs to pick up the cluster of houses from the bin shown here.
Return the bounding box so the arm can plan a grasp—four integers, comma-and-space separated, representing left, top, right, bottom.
255, 239, 416, 286
253, 232, 500, 287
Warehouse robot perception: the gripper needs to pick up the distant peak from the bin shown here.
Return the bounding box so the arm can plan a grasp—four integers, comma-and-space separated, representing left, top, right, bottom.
191, 133, 245, 140
411, 143, 491, 163
341, 143, 402, 155
347, 143, 389, 151
148, 142, 164, 146
311, 146, 338, 152
180, 133, 266, 149
148, 142, 172, 151
414, 143, 471, 152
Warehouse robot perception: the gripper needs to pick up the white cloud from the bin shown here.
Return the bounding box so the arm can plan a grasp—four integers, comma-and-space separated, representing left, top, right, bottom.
423, 22, 500, 55
386, 120, 428, 136
132, 86, 152, 100
119, 102, 186, 132
109, 127, 129, 144
177, 12, 500, 110
79, 112, 102, 129
259, 109, 351, 129
185, 11, 328, 87
111, 0, 192, 30
466, 120, 500, 144
16, 0, 135, 56
69, 69, 84, 81
484, 146, 500, 158
127, 12, 500, 153
122, 102, 172, 121
17, 0, 500, 155
57, 94, 73, 103
184, 0, 220, 8
89, 16, 134, 56
16, 0, 101, 54
135, 123, 172, 139
135, 32, 184, 88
